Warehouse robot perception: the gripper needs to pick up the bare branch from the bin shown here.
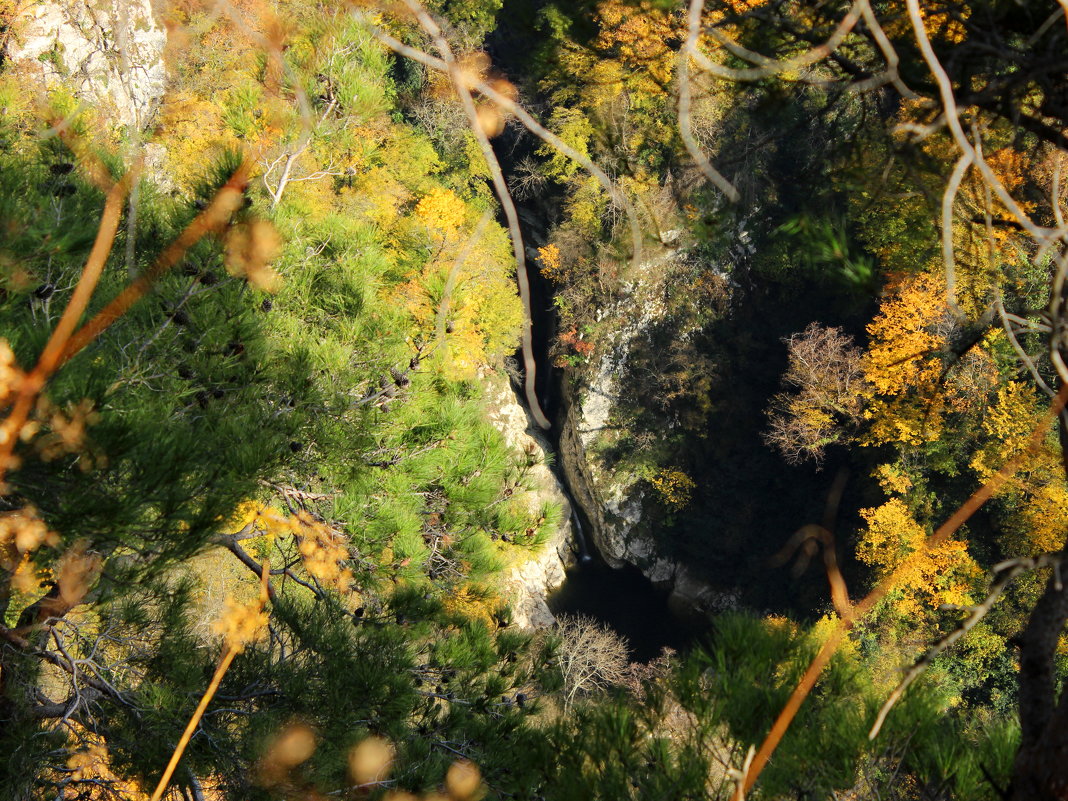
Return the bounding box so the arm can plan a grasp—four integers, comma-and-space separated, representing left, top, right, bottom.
869, 554, 1060, 740
941, 152, 973, 315
905, 0, 1055, 254
554, 614, 629, 712
679, 0, 740, 202
858, 0, 916, 98
398, 0, 550, 429
996, 295, 1055, 398
364, 23, 645, 277
698, 0, 865, 82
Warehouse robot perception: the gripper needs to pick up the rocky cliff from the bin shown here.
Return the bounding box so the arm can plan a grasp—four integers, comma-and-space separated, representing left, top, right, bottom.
555, 244, 740, 620
481, 368, 575, 629
5, 0, 167, 129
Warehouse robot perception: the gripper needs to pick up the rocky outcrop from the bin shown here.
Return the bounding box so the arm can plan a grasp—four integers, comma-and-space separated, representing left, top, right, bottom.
555, 244, 727, 618
558, 246, 676, 572
5, 0, 167, 129
481, 368, 575, 629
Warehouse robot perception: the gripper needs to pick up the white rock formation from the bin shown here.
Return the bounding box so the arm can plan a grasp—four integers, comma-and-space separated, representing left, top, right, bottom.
480, 368, 574, 629
6, 0, 167, 129
573, 247, 676, 568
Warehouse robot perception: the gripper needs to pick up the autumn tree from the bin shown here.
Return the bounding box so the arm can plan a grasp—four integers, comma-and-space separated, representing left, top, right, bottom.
764, 322, 868, 465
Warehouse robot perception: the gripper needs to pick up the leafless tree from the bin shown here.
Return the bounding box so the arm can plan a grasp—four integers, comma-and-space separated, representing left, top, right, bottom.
554, 614, 629, 713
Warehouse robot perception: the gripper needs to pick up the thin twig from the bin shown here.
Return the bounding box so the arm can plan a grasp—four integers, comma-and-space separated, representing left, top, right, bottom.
869, 554, 1061, 739
364, 26, 645, 272
905, 0, 1054, 255
148, 561, 269, 801
696, 0, 864, 82
0, 167, 136, 480
736, 383, 1068, 798
58, 163, 250, 364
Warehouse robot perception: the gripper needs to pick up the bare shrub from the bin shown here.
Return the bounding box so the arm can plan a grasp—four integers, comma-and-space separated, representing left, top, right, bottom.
554, 614, 629, 712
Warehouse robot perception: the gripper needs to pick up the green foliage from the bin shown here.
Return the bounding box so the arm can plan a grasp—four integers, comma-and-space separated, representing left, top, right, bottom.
426, 0, 504, 45
692, 614, 1018, 800
0, 21, 553, 799
5, 2, 1068, 799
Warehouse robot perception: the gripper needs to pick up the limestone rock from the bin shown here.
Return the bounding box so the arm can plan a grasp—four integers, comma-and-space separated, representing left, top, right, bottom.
6, 0, 167, 129
480, 367, 575, 629
556, 242, 729, 619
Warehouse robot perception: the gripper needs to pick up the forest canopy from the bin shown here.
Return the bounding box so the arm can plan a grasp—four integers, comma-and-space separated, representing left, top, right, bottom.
1, 0, 1068, 800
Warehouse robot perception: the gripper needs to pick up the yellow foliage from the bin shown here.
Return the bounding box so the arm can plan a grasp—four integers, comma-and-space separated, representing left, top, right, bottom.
213, 593, 269, 653
981, 380, 1040, 444
292, 510, 354, 592
863, 396, 943, 447
415, 186, 467, 236
538, 244, 568, 283
649, 468, 696, 510
565, 176, 606, 239
874, 463, 912, 495
156, 92, 241, 193
584, 59, 627, 108
225, 502, 353, 590
1017, 481, 1068, 555
969, 380, 1046, 481
593, 0, 683, 89
352, 166, 412, 229
857, 498, 980, 621
395, 210, 521, 380
63, 726, 148, 798
863, 271, 946, 397
720, 0, 770, 11
964, 379, 1068, 555
761, 614, 797, 635
862, 271, 948, 445
539, 108, 594, 182
809, 613, 860, 660
882, 0, 970, 44
442, 584, 498, 628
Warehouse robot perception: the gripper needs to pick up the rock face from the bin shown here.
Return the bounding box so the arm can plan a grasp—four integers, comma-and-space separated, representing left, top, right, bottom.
555, 244, 729, 619
5, 0, 167, 129
558, 246, 677, 574
481, 368, 575, 630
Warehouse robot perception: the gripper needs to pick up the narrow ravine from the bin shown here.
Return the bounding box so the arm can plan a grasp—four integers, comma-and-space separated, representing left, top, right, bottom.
505, 178, 708, 662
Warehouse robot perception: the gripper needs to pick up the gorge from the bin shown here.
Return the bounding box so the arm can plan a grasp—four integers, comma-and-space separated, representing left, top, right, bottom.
4, 1, 1068, 799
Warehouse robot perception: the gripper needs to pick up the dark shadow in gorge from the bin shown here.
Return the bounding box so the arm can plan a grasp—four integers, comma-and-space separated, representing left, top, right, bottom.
489, 104, 709, 661
485, 0, 900, 633
546, 560, 709, 663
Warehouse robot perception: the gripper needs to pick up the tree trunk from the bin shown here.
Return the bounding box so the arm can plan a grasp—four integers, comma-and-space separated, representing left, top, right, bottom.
1010, 407, 1068, 799
1011, 562, 1068, 800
